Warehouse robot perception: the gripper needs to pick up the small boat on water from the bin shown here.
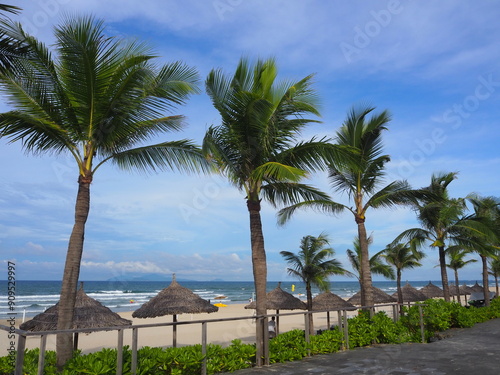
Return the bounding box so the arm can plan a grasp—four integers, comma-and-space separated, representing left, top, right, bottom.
214, 295, 227, 300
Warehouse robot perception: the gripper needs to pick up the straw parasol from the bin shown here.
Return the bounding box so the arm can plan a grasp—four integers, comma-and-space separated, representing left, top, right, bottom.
245, 282, 306, 335
312, 291, 356, 329
392, 283, 428, 303
20, 283, 131, 350
347, 285, 396, 306
419, 282, 444, 299
470, 282, 484, 293
132, 274, 218, 347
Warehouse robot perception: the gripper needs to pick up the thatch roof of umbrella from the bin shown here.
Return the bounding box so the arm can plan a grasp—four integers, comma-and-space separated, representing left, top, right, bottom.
245, 283, 306, 310
132, 275, 218, 318
469, 282, 484, 293
20, 284, 131, 331
312, 291, 357, 311
419, 282, 444, 299
460, 284, 474, 295
347, 285, 396, 305
449, 283, 471, 296
392, 283, 428, 302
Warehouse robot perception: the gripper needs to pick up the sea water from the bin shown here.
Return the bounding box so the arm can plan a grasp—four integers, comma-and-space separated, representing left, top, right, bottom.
0, 279, 480, 320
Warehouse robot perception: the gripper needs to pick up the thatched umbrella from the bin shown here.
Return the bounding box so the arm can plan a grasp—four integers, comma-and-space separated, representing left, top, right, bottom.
470, 282, 484, 293
132, 274, 218, 347
419, 282, 444, 299
20, 283, 131, 350
392, 283, 428, 303
312, 291, 356, 329
245, 283, 306, 335
347, 285, 396, 306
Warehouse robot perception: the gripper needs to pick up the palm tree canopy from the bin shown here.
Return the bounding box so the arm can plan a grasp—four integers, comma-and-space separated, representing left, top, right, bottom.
446, 246, 477, 271
0, 15, 208, 177
203, 57, 342, 205
382, 241, 425, 272
280, 233, 346, 291
346, 235, 395, 280
0, 4, 28, 73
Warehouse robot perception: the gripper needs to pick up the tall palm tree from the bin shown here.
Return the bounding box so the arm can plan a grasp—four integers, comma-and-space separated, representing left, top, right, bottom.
278, 105, 424, 308
280, 233, 346, 334
382, 241, 425, 308
445, 246, 477, 304
467, 195, 500, 306
488, 257, 500, 299
203, 58, 340, 364
394, 172, 482, 302
346, 234, 395, 282
0, 16, 206, 367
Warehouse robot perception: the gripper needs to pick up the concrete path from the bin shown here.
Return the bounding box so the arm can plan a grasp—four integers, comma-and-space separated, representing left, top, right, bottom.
233, 318, 500, 374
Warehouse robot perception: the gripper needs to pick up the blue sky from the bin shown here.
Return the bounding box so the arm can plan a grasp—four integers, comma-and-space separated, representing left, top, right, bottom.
1, 0, 499, 282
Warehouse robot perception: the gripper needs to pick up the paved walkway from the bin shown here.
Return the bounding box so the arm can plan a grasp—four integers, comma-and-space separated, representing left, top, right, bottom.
233, 318, 500, 375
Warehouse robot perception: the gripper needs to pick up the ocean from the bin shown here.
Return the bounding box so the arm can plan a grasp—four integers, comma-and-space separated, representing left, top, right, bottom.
0, 279, 479, 320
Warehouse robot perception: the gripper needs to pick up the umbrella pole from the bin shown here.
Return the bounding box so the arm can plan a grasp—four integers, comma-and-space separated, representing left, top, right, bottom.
276, 309, 280, 336
327, 311, 330, 330
73, 333, 79, 352
173, 315, 177, 348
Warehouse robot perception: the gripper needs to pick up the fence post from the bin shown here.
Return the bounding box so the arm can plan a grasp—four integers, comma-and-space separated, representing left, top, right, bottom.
116, 329, 124, 375
304, 312, 310, 356
418, 305, 425, 343
131, 328, 138, 375
343, 310, 349, 350
201, 322, 207, 375
37, 334, 47, 375
14, 333, 26, 375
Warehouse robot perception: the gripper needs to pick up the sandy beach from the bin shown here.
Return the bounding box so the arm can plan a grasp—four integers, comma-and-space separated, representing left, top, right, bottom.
0, 303, 356, 356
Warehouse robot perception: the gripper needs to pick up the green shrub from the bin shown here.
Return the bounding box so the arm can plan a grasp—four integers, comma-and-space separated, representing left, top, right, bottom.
309, 328, 343, 354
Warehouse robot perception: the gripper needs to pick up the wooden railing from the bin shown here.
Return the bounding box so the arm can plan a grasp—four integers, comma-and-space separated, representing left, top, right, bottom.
0, 303, 425, 375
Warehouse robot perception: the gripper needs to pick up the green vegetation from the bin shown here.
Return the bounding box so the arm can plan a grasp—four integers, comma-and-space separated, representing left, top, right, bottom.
3, 299, 500, 375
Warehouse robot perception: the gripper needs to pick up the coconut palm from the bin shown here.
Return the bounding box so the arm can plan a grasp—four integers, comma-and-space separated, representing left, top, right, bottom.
346, 235, 395, 283
278, 105, 425, 308
203, 57, 341, 363
393, 172, 486, 302
467, 195, 500, 306
382, 241, 425, 309
280, 233, 347, 334
488, 257, 500, 299
445, 246, 477, 304
0, 16, 206, 367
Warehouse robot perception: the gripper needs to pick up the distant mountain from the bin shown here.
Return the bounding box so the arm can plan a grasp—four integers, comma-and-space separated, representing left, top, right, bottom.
106, 273, 195, 282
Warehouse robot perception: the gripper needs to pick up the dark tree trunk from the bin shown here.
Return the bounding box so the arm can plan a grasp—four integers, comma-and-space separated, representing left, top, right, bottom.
438, 246, 450, 302
306, 281, 314, 334
481, 255, 490, 306
357, 219, 373, 309
247, 198, 268, 366
56, 176, 91, 369
454, 269, 461, 305
396, 269, 403, 314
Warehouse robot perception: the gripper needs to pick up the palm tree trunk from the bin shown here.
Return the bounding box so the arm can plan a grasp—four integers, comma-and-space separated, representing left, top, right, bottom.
247, 198, 268, 366
396, 269, 403, 314
306, 281, 314, 335
495, 275, 499, 299
56, 177, 91, 369
357, 220, 373, 308
454, 269, 461, 305
438, 246, 450, 302
481, 255, 490, 306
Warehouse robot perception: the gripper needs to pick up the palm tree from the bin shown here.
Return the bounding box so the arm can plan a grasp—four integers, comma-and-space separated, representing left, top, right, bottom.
394, 172, 482, 302
0, 16, 206, 367
346, 235, 395, 282
203, 58, 340, 364
488, 257, 500, 299
278, 105, 425, 308
445, 246, 477, 304
280, 233, 346, 334
467, 195, 500, 306
382, 241, 425, 309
